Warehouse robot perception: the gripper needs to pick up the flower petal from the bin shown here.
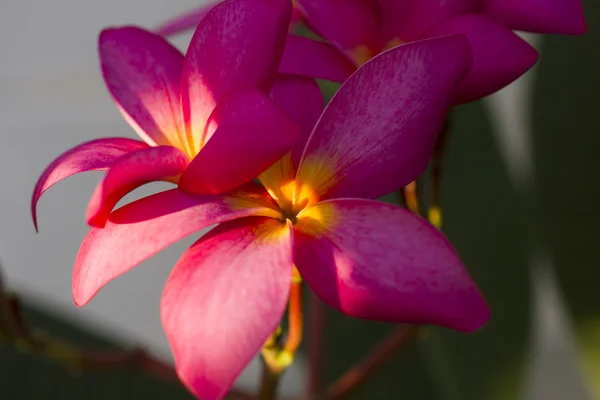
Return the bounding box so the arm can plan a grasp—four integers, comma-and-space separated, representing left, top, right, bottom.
182, 0, 291, 153
296, 0, 381, 63
162, 217, 292, 400
278, 34, 356, 82
295, 35, 472, 203
73, 185, 280, 306
425, 14, 539, 103
259, 76, 324, 206
178, 90, 301, 195
483, 0, 586, 34
99, 27, 185, 147
377, 0, 480, 43
31, 138, 148, 231
155, 2, 218, 36
86, 146, 190, 227
293, 199, 490, 332
270, 75, 324, 166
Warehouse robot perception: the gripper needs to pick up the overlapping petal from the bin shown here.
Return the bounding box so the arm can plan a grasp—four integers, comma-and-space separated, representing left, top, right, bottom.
483, 0, 586, 34
99, 27, 185, 147
31, 138, 148, 231
73, 185, 280, 306
259, 76, 324, 210
178, 90, 301, 195
425, 14, 539, 103
269, 75, 324, 166
296, 0, 381, 63
295, 36, 472, 203
278, 35, 356, 82
377, 0, 480, 43
162, 217, 293, 400
293, 199, 490, 332
181, 0, 291, 153
86, 146, 190, 227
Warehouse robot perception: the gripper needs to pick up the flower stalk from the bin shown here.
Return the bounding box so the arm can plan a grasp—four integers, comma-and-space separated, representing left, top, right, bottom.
260, 268, 304, 399
307, 293, 327, 399
428, 115, 452, 229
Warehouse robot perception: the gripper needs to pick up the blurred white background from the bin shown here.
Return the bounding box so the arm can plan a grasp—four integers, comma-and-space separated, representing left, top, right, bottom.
0, 0, 591, 398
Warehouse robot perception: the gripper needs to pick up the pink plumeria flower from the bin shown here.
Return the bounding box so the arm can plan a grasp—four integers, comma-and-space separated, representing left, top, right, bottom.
32, 0, 300, 229
67, 35, 489, 399
156, 0, 585, 102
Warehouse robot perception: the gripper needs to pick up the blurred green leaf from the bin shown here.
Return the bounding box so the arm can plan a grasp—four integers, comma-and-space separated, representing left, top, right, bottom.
430, 100, 532, 400
532, 0, 600, 396
0, 303, 193, 400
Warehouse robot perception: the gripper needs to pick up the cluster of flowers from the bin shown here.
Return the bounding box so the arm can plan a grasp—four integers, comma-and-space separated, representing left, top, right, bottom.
31, 0, 585, 399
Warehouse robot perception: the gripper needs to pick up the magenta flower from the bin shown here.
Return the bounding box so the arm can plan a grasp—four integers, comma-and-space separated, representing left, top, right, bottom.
32, 0, 299, 229
65, 35, 489, 399
157, 0, 585, 102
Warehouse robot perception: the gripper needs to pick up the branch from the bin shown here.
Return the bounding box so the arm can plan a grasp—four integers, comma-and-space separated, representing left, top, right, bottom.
324, 325, 420, 400
0, 267, 254, 400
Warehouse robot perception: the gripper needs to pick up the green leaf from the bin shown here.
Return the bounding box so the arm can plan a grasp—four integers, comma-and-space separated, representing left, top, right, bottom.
532, 0, 600, 396
429, 100, 532, 400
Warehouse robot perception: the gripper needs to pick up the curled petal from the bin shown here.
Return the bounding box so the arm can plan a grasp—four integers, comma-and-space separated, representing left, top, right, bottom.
279, 34, 356, 82
86, 146, 190, 227
162, 217, 293, 400
426, 14, 539, 103
378, 0, 479, 43
178, 90, 301, 195
483, 0, 586, 34
32, 138, 147, 231
293, 199, 490, 332
99, 27, 185, 147
296, 36, 472, 203
73, 185, 279, 306
182, 0, 292, 153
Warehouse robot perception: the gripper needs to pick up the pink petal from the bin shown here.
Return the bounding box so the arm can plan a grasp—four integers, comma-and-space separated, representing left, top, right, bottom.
162, 217, 293, 400
296, 36, 472, 202
270, 75, 324, 167
178, 90, 301, 195
182, 0, 291, 153
425, 14, 539, 103
293, 199, 490, 332
32, 138, 148, 231
278, 34, 356, 83
378, 0, 480, 43
296, 0, 381, 63
86, 146, 190, 228
259, 76, 324, 208
73, 185, 280, 306
99, 27, 186, 148
155, 2, 219, 36
483, 0, 586, 34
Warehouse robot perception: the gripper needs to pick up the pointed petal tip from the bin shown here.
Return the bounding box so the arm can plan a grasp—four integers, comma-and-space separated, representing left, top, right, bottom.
450, 293, 492, 333
31, 199, 40, 233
